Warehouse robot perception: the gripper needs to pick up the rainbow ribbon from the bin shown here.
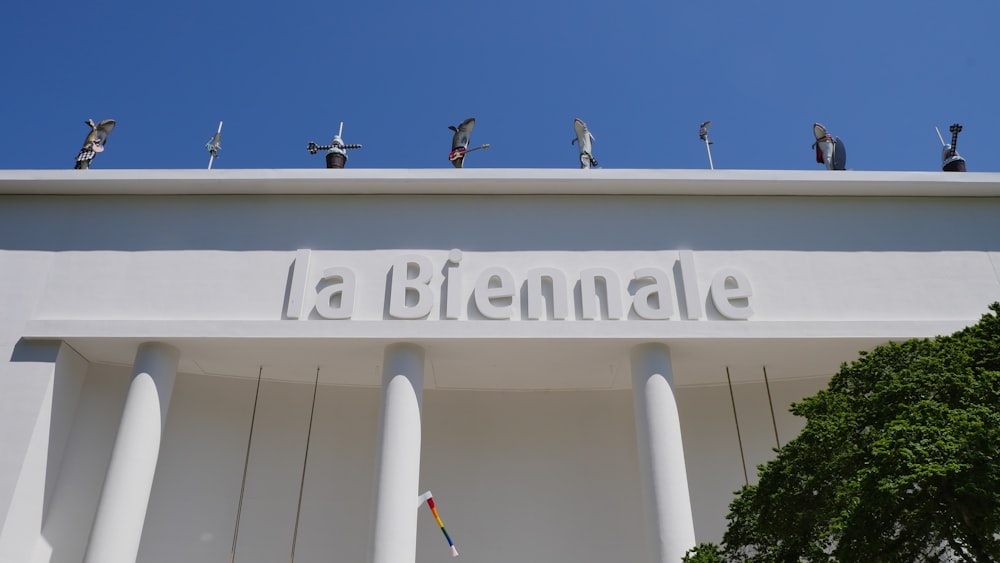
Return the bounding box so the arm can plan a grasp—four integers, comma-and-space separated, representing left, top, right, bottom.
418, 491, 458, 557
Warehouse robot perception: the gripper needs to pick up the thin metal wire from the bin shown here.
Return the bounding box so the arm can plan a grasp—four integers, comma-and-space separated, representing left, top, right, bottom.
726, 366, 749, 485
230, 366, 263, 563
290, 368, 321, 563
762, 366, 781, 448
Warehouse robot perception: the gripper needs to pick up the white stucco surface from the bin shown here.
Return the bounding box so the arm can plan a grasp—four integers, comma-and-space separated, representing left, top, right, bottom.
1, 169, 998, 563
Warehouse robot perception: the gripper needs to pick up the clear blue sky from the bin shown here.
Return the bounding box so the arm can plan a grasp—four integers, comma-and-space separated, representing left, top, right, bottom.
4, 0, 999, 171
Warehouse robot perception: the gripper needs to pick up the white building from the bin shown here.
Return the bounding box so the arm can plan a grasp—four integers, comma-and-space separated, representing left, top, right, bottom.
1, 169, 998, 563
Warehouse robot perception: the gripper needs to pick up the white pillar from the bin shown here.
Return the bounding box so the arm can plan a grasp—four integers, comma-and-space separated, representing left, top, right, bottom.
83, 342, 179, 563
631, 343, 696, 563
370, 343, 425, 563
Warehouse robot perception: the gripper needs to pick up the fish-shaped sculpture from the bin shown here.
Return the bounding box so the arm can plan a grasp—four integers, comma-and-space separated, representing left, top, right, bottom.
812, 123, 846, 170
447, 118, 491, 168
572, 118, 598, 169
448, 117, 477, 168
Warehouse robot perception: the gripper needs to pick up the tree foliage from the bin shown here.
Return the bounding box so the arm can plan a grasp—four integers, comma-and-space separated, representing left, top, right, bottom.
717, 303, 1000, 562
683, 542, 727, 562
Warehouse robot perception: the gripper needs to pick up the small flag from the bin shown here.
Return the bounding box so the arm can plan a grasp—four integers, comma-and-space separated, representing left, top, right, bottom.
418, 491, 458, 557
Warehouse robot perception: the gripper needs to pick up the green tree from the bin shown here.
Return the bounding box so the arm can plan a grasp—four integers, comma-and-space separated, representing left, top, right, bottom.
683, 542, 726, 562
718, 303, 1000, 562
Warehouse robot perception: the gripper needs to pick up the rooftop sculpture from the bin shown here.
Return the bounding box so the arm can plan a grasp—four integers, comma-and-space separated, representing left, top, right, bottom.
74, 119, 116, 170
307, 122, 362, 169
448, 117, 490, 168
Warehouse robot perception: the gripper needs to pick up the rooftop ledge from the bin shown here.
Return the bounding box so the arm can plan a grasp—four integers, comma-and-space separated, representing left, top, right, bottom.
2, 169, 1000, 197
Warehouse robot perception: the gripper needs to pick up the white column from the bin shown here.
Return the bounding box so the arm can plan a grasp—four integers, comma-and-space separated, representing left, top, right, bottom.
631, 343, 696, 563
83, 342, 179, 563
370, 343, 425, 563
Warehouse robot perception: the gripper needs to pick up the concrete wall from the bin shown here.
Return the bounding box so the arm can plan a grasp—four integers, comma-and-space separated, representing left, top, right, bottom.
1, 193, 998, 253
2, 194, 996, 329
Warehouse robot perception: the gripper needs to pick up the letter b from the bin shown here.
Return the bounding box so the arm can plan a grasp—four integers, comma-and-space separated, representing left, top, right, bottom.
389, 255, 434, 319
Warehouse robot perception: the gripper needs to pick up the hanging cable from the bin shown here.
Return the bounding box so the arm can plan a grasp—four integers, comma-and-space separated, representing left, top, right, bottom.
726, 366, 749, 486
762, 366, 781, 448
290, 368, 321, 563
230, 366, 264, 563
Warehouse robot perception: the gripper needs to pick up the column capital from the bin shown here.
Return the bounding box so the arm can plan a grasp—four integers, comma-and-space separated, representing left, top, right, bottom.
630, 342, 673, 379
134, 341, 180, 363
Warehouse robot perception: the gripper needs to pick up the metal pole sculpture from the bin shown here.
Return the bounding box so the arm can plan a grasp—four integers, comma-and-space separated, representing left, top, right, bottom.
307, 122, 362, 168
206, 121, 223, 169
812, 123, 847, 170
699, 121, 714, 170
448, 117, 490, 168
418, 491, 459, 557
938, 123, 967, 172
572, 118, 599, 169
75, 119, 116, 169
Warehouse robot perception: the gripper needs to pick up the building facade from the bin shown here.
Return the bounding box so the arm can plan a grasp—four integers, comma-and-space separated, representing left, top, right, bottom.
1, 169, 999, 563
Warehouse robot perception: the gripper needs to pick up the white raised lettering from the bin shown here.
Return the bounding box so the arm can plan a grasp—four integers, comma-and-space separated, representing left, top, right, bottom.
444, 250, 463, 320
286, 249, 312, 319
678, 251, 703, 320
580, 268, 623, 320
296, 250, 757, 323
632, 267, 674, 320
526, 268, 568, 320
474, 267, 516, 319
389, 255, 434, 319
710, 269, 753, 320
315, 267, 356, 319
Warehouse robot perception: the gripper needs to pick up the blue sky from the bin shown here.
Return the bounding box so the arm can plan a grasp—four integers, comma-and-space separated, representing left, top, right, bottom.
4, 0, 999, 171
